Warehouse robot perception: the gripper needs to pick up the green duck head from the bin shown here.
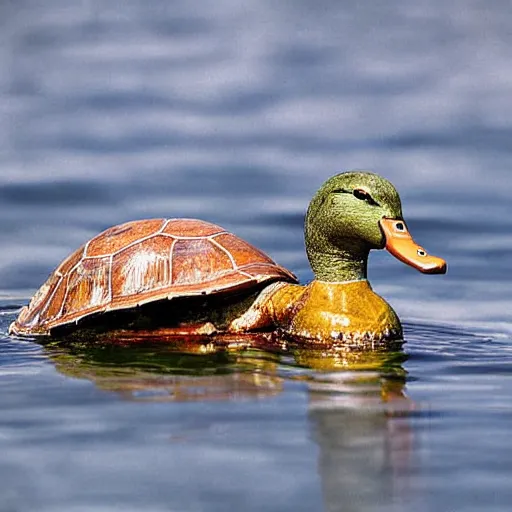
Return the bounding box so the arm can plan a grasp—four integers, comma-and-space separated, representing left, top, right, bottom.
305, 171, 446, 282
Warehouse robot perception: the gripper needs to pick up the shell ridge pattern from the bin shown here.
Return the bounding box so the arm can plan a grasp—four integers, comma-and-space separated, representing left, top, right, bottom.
238, 270, 255, 280
168, 238, 176, 286
82, 240, 91, 258
110, 231, 164, 258
25, 274, 55, 312
84, 219, 167, 259
108, 254, 114, 303
24, 311, 40, 329
119, 243, 171, 296
111, 232, 161, 257
161, 219, 225, 239
209, 231, 229, 239
57, 251, 89, 320
57, 274, 72, 320
170, 235, 225, 240
158, 218, 173, 233
87, 257, 111, 308
209, 238, 238, 270
239, 261, 279, 269
90, 261, 110, 306
58, 256, 111, 319
37, 275, 63, 324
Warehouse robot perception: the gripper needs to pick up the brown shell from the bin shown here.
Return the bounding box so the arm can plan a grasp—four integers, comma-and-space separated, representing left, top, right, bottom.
10, 219, 297, 336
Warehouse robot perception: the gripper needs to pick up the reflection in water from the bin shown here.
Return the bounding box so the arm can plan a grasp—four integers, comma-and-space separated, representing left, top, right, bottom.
302, 348, 413, 512
42, 335, 413, 511
44, 339, 284, 402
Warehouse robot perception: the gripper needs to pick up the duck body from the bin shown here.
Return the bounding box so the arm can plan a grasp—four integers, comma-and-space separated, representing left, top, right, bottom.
279, 280, 401, 342
10, 171, 445, 345
229, 279, 401, 344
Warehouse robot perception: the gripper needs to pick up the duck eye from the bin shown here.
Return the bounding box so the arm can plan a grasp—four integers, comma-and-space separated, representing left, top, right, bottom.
353, 189, 379, 206
353, 189, 368, 200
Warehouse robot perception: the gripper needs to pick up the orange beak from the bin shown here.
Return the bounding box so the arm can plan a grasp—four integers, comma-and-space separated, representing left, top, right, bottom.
379, 218, 447, 274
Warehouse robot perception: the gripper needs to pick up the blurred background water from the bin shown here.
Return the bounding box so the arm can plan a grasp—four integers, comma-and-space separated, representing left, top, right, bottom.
1, 1, 511, 511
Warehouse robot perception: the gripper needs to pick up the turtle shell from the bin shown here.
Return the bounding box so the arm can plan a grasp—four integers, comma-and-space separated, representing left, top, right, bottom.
10, 219, 297, 336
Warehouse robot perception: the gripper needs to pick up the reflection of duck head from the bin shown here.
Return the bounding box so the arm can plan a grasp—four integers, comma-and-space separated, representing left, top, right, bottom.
292, 343, 408, 404
293, 342, 414, 511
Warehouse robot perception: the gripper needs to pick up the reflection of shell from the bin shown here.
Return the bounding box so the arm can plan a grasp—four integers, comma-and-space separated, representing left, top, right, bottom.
116, 372, 283, 403
47, 336, 284, 403
11, 219, 297, 336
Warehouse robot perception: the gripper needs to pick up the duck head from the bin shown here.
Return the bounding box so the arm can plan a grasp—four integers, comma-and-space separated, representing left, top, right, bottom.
305, 171, 446, 282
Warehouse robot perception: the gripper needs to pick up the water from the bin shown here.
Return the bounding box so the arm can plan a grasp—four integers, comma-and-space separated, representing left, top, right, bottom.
1, 1, 511, 510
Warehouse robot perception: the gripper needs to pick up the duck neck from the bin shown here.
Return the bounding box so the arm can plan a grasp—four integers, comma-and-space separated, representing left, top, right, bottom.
306, 238, 370, 282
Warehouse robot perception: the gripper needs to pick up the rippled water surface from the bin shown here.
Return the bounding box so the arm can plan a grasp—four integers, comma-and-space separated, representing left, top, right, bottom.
1, 1, 512, 511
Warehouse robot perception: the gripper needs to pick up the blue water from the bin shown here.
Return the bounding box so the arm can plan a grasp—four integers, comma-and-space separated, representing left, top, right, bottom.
1, 1, 512, 510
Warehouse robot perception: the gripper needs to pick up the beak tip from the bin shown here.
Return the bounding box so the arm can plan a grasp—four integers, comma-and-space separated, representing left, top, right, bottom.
420, 260, 447, 275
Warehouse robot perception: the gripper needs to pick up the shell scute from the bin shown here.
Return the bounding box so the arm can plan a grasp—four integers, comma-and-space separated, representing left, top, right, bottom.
162, 218, 225, 237
171, 238, 233, 285
43, 277, 68, 321
86, 219, 165, 257
214, 233, 274, 267
241, 262, 296, 281
57, 246, 85, 275
62, 257, 111, 316
112, 235, 172, 296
